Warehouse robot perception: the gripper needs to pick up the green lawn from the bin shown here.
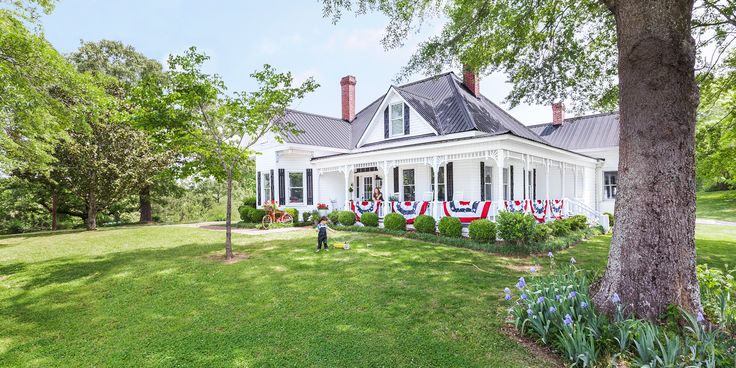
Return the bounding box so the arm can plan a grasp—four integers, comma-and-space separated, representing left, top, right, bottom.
697, 190, 736, 222
0, 224, 734, 367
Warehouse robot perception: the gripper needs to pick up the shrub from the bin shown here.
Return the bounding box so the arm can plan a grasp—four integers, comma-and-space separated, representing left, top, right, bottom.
438, 216, 463, 238
383, 212, 406, 231
302, 211, 311, 222
360, 212, 379, 227
568, 215, 589, 231
242, 196, 257, 208
531, 223, 554, 242
311, 210, 321, 224
604, 212, 614, 228
468, 219, 496, 242
548, 219, 572, 237
338, 210, 356, 226
284, 208, 299, 220
238, 206, 254, 223
327, 211, 340, 224
250, 208, 266, 223
414, 215, 436, 234
497, 211, 536, 245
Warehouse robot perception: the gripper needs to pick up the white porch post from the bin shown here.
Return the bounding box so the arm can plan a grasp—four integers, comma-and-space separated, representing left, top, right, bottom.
594, 161, 603, 212
343, 165, 351, 210
524, 155, 530, 200
561, 163, 567, 199
379, 161, 389, 217
495, 149, 505, 211
432, 156, 440, 220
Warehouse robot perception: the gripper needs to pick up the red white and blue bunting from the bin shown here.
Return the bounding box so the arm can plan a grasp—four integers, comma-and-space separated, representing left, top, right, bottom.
443, 201, 492, 223
504, 200, 529, 213
550, 199, 564, 219
390, 201, 429, 224
351, 201, 381, 222
530, 200, 548, 223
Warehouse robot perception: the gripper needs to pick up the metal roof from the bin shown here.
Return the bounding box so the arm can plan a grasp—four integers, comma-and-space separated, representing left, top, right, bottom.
279, 109, 351, 149
528, 112, 619, 150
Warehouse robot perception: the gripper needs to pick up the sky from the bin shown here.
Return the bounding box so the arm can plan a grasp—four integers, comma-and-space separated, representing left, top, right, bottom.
40, 0, 552, 125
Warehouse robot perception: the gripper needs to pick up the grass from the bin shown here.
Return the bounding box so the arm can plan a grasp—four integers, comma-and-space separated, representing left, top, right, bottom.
0, 224, 734, 367
697, 190, 736, 222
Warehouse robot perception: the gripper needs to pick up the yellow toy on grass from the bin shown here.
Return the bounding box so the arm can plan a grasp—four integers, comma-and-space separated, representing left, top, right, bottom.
333, 241, 351, 249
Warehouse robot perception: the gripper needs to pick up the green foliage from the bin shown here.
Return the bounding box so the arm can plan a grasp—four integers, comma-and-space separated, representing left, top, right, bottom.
238, 206, 254, 223
302, 211, 311, 222
413, 215, 436, 234
360, 212, 378, 227
327, 211, 339, 224
603, 212, 614, 228
383, 212, 406, 231
243, 197, 257, 208
567, 215, 589, 231
531, 223, 553, 243
250, 209, 266, 223
468, 219, 495, 243
697, 264, 735, 332
337, 210, 356, 226
497, 211, 536, 245
438, 216, 462, 238
284, 208, 298, 220
548, 219, 572, 237
310, 210, 320, 224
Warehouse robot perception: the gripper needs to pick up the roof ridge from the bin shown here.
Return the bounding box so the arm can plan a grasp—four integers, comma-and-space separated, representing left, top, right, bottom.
395, 86, 436, 101
285, 108, 346, 123
397, 71, 455, 88
528, 111, 619, 127
478, 95, 550, 144
352, 96, 384, 120
447, 74, 480, 131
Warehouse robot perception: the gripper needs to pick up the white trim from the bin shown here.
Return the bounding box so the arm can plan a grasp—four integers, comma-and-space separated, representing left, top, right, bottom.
286, 170, 306, 205
355, 87, 439, 148
389, 102, 405, 138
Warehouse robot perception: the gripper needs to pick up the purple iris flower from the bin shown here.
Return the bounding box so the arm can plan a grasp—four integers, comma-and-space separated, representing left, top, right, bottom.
549, 306, 556, 313
569, 291, 577, 299
521, 293, 528, 300
517, 277, 526, 289
537, 296, 545, 303
530, 267, 536, 273
527, 309, 533, 317
563, 314, 573, 326
504, 287, 511, 294
504, 294, 512, 301
548, 251, 554, 258
611, 293, 621, 304
581, 302, 588, 309
697, 312, 705, 323
555, 294, 562, 301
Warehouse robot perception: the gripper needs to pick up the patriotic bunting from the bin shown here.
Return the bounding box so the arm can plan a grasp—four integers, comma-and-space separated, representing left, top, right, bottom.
443, 201, 492, 223
550, 199, 564, 219
530, 200, 547, 223
351, 201, 381, 222
391, 201, 429, 224
504, 200, 529, 213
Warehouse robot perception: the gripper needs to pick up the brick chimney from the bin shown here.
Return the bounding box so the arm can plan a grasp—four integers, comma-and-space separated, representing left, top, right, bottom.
340, 75, 356, 121
552, 102, 565, 126
462, 65, 480, 97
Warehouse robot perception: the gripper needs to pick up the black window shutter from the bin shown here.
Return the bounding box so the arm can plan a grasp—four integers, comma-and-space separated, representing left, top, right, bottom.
403, 103, 410, 135
355, 176, 360, 199
306, 169, 313, 205
446, 162, 454, 201
393, 167, 399, 193
257, 171, 262, 206
510, 165, 514, 199
278, 169, 285, 205
269, 169, 275, 201
384, 106, 389, 139
533, 169, 537, 200
479, 162, 485, 200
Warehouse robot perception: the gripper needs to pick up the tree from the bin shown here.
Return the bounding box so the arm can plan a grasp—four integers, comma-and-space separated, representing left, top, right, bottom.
68, 40, 169, 224
153, 48, 318, 259
322, 0, 736, 319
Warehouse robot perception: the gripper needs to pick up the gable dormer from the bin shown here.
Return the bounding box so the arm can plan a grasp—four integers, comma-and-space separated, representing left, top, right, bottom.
356, 87, 438, 147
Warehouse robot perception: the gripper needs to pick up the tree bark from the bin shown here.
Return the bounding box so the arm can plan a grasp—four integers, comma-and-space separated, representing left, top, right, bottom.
87, 191, 98, 231
51, 191, 58, 231
139, 185, 153, 223
224, 169, 234, 260
591, 0, 701, 319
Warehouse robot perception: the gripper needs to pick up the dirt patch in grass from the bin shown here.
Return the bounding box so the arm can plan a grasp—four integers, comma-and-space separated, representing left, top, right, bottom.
206, 252, 251, 264
0, 275, 7, 281
500, 325, 564, 368
505, 264, 543, 273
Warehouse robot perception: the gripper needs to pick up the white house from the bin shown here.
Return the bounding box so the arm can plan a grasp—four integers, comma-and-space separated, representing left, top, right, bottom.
254, 70, 618, 227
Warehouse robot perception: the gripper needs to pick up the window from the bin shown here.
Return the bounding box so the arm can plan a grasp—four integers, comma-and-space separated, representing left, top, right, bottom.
527, 170, 533, 200
431, 166, 446, 201
503, 168, 510, 200
484, 166, 493, 201
363, 176, 373, 200
375, 176, 383, 191
604, 171, 618, 199
390, 103, 404, 137
288, 172, 304, 204
402, 169, 415, 201
263, 173, 271, 202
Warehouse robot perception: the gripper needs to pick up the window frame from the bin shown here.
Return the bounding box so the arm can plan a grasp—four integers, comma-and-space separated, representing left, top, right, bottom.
389, 102, 405, 137
503, 167, 510, 201
431, 166, 446, 201
402, 168, 416, 201
363, 176, 373, 201
287, 171, 305, 204
263, 172, 271, 202
604, 171, 618, 200
483, 165, 493, 201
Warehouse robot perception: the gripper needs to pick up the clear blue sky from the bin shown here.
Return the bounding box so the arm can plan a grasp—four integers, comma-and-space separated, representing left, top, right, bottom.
40, 0, 551, 124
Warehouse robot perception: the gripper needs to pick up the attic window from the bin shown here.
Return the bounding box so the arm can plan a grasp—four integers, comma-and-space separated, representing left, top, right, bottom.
390, 103, 404, 137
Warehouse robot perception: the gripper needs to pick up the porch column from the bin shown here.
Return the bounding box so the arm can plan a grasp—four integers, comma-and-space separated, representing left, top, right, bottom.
594, 161, 603, 212
379, 161, 389, 217
495, 149, 505, 208
343, 165, 351, 210
432, 156, 440, 220
561, 163, 567, 199
545, 160, 551, 221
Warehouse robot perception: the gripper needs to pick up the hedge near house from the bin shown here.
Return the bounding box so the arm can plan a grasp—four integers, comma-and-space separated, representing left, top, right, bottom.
468, 219, 496, 243
438, 216, 462, 238
360, 212, 379, 227
497, 211, 535, 245
338, 210, 356, 226
413, 215, 436, 234
384, 213, 406, 231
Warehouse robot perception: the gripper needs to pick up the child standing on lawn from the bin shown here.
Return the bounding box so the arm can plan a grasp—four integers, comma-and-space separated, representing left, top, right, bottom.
315, 216, 334, 252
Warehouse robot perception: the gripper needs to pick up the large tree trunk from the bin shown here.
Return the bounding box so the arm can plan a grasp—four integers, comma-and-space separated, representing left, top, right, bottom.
139, 185, 153, 224
224, 169, 234, 260
87, 191, 98, 231
591, 0, 701, 319
51, 191, 58, 231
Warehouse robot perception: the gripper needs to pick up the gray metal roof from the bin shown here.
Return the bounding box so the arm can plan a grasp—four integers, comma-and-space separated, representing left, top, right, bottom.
528, 112, 619, 150
281, 71, 560, 150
